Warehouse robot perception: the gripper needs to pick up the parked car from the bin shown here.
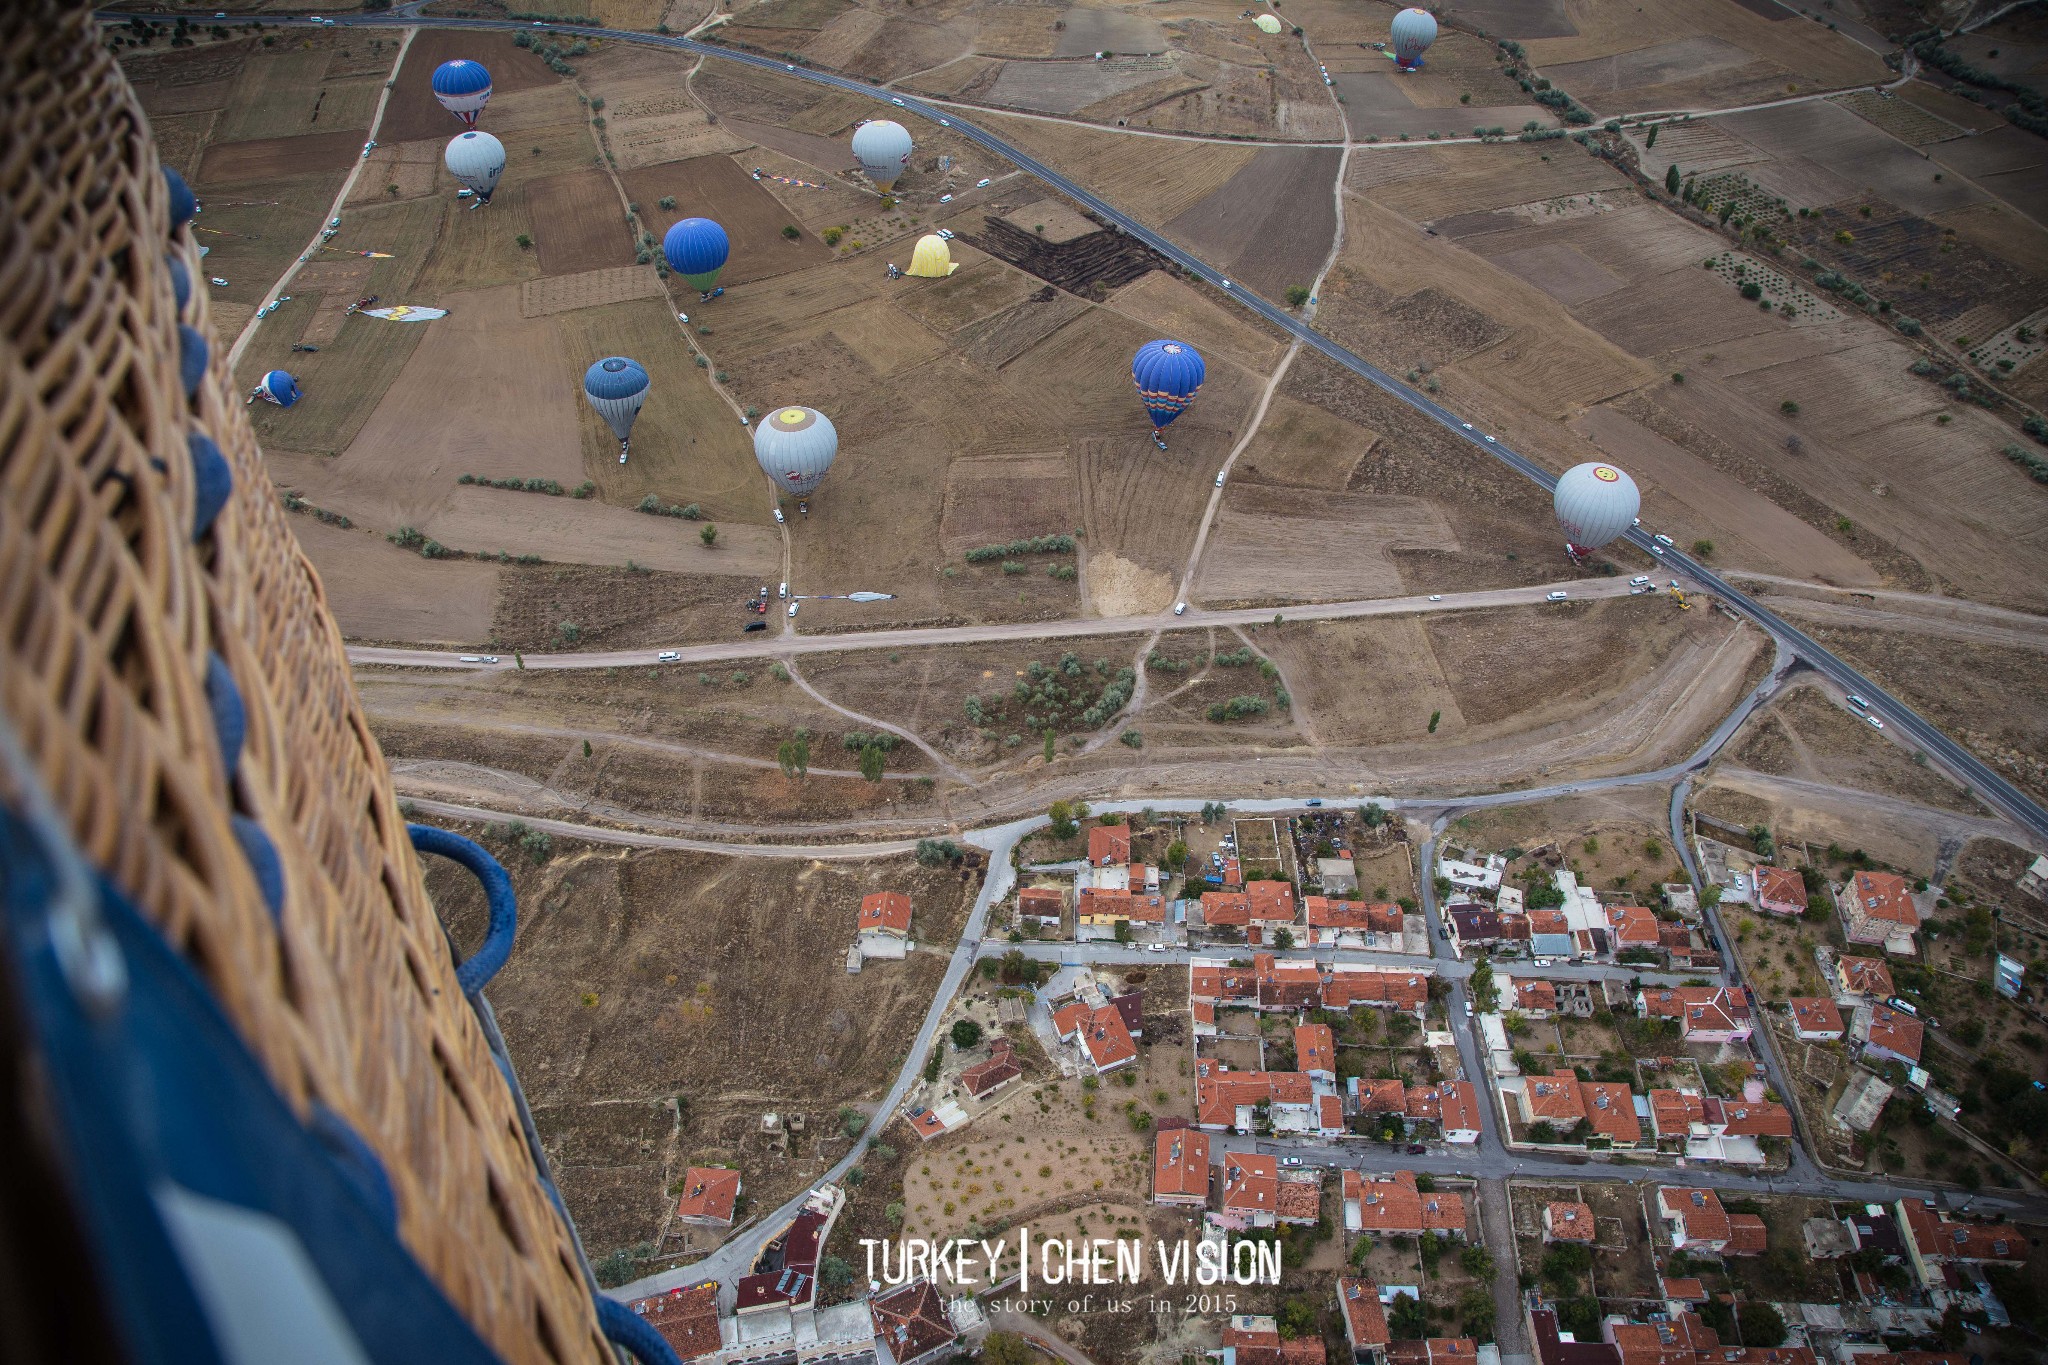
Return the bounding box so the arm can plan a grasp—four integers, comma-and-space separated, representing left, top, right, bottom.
773, 507, 785, 524
656, 651, 681, 662
1173, 602, 1187, 616
939, 194, 953, 203
1281, 1156, 1303, 1168
1406, 1143, 1426, 1155
1654, 533, 1675, 547
787, 602, 800, 617
1546, 590, 1568, 602
743, 621, 767, 633
936, 229, 954, 240
976, 178, 992, 188
1427, 594, 1441, 602
1214, 471, 1225, 487
458, 655, 484, 663
1867, 714, 1885, 730
1847, 694, 1869, 710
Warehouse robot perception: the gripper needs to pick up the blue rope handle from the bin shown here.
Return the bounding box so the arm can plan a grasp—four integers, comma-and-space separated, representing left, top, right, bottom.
407, 825, 516, 996
596, 1295, 686, 1365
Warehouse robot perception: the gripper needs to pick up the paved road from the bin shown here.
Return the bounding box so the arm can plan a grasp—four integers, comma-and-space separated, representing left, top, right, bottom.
150, 8, 2048, 843
344, 578, 1634, 671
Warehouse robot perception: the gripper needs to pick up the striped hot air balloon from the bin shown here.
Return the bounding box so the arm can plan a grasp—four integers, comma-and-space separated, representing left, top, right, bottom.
250, 370, 301, 408
663, 217, 730, 299
431, 59, 493, 126
584, 357, 649, 462
1131, 339, 1205, 450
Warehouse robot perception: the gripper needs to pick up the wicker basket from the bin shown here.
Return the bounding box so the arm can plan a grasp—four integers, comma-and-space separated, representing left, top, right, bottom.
0, 7, 610, 1360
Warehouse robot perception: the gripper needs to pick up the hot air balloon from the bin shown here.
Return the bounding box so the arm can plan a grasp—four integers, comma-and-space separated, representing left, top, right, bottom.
1389, 7, 1438, 70
1553, 461, 1641, 557
1131, 339, 1205, 450
431, 59, 493, 126
753, 406, 838, 497
1254, 14, 1283, 35
850, 119, 913, 192
663, 217, 730, 301
444, 130, 505, 204
249, 370, 301, 408
584, 356, 650, 463
906, 234, 958, 278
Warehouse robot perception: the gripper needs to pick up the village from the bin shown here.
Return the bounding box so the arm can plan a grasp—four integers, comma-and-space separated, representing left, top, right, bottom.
621, 803, 2048, 1365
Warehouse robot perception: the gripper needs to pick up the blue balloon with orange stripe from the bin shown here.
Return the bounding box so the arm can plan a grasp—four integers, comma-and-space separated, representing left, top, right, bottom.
1131, 339, 1205, 433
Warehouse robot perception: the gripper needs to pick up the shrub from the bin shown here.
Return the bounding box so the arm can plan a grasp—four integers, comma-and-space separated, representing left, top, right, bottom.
515, 232, 532, 249
965, 533, 1076, 562
1739, 281, 1762, 300
699, 523, 717, 546
781, 225, 800, 240
950, 1019, 983, 1049
1428, 709, 1441, 733
2004, 444, 2048, 484
822, 226, 844, 246
1120, 729, 1142, 748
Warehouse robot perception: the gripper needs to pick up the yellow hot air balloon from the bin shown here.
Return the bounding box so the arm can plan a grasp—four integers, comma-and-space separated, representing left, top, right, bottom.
906, 233, 958, 278
1254, 13, 1283, 34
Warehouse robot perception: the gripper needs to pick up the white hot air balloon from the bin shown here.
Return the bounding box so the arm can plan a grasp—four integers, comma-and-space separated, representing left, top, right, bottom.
1389, 7, 1439, 71
1254, 13, 1283, 35
1553, 462, 1641, 557
753, 406, 839, 497
444, 130, 505, 204
850, 119, 913, 192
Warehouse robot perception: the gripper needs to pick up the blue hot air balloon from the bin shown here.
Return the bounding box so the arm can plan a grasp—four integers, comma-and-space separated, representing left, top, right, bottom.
1131, 339, 1206, 449
432, 59, 493, 126
663, 217, 730, 300
584, 356, 650, 461
250, 370, 301, 408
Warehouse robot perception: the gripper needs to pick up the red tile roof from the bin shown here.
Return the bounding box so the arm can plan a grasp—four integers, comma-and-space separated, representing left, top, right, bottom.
1051, 1000, 1092, 1038
1438, 1081, 1481, 1135
1641, 986, 1750, 1037
1864, 1005, 1924, 1062
1356, 1077, 1408, 1114
1079, 1004, 1138, 1070
858, 890, 912, 936
1296, 1023, 1335, 1074
1715, 1098, 1793, 1138
1337, 1278, 1390, 1348
1900, 1198, 2028, 1263
1547, 1201, 1596, 1240
1849, 870, 1918, 927
1386, 1338, 1480, 1365
1659, 1187, 1732, 1246
675, 1167, 741, 1224
1306, 898, 1403, 933
1257, 953, 1323, 1009
1323, 968, 1429, 1011
870, 1278, 956, 1363
628, 1285, 721, 1361
1153, 1128, 1210, 1200
1197, 1069, 1311, 1128
1649, 1089, 1705, 1137
1088, 824, 1130, 867
1018, 886, 1065, 919
1248, 880, 1298, 922
1276, 1177, 1321, 1223
1726, 1213, 1768, 1256
961, 1040, 1021, 1098
1582, 1079, 1642, 1144
1222, 1151, 1279, 1214
1754, 866, 1808, 915
1223, 1318, 1327, 1365
1514, 979, 1558, 1012
1528, 908, 1570, 936
1661, 1276, 1706, 1302
1190, 961, 1258, 1004
1343, 1169, 1465, 1236
1609, 905, 1660, 946
1788, 996, 1844, 1037
1525, 1071, 1587, 1123
1838, 955, 1893, 997
1078, 887, 1164, 922
1319, 1094, 1345, 1131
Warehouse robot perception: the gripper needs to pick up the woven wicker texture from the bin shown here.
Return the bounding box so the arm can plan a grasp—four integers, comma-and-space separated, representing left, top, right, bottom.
0, 8, 610, 1361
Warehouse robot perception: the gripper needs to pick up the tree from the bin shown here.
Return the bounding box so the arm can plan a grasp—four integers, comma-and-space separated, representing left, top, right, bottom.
1665, 163, 1680, 195
819, 1255, 853, 1292
924, 1040, 944, 1082
1361, 801, 1388, 827
1737, 1302, 1787, 1347
950, 1019, 983, 1049
1646, 123, 1659, 148
1164, 840, 1187, 870
1558, 1295, 1600, 1342
1428, 709, 1442, 733
515, 232, 533, 249
1460, 1244, 1495, 1278
1274, 927, 1295, 950
1114, 918, 1133, 944
782, 224, 801, 239
1471, 956, 1499, 1012
699, 523, 718, 546
1285, 284, 1310, 307
1048, 799, 1080, 840
1043, 729, 1055, 763
1457, 1285, 1497, 1341
983, 1332, 1037, 1365
858, 743, 886, 782
1275, 1297, 1317, 1340
1389, 1292, 1428, 1340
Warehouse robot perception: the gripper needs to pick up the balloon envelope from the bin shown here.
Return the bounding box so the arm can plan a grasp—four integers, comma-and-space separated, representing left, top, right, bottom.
850, 120, 913, 191
1390, 7, 1438, 68
256, 370, 301, 408
1254, 14, 1283, 34
444, 130, 505, 202
753, 406, 838, 496
906, 234, 958, 278
662, 218, 730, 292
432, 59, 493, 125
583, 356, 650, 442
1131, 339, 1206, 430
1552, 462, 1641, 551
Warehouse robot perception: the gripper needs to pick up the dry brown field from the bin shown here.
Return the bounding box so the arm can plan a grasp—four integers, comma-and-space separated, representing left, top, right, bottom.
1716, 683, 1981, 815
198, 128, 364, 184
974, 4, 1061, 58
1522, 0, 1887, 100
1164, 146, 1340, 301
529, 169, 639, 276
621, 154, 830, 285
1194, 486, 1456, 606
975, 110, 1257, 223
289, 515, 503, 644
423, 841, 976, 1262
1105, 270, 1287, 371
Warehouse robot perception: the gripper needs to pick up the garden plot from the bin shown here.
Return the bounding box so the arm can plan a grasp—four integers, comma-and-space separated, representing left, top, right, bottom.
1829, 89, 1968, 146
1701, 252, 1842, 324
1965, 308, 2048, 377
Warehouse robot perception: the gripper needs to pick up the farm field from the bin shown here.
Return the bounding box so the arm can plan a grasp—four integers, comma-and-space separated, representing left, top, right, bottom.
422, 839, 978, 1269
1713, 681, 1983, 816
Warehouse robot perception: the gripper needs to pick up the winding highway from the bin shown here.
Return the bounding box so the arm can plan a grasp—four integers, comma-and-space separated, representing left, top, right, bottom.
147, 4, 2048, 845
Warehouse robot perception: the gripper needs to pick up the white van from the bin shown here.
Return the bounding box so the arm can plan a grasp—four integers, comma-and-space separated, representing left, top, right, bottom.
1630, 575, 1652, 587
1546, 591, 1568, 602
